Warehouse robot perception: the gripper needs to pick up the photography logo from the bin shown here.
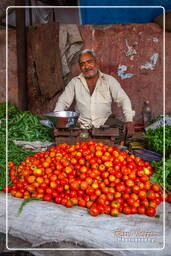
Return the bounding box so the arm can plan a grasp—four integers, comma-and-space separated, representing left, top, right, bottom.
113, 228, 159, 243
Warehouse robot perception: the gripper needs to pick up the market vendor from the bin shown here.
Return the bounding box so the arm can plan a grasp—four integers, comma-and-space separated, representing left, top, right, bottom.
54, 49, 134, 136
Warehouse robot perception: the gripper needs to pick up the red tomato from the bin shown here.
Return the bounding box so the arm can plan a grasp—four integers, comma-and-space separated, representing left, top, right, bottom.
107, 193, 114, 201
138, 206, 146, 215
80, 181, 88, 190
127, 198, 135, 206
130, 193, 138, 201
33, 168, 44, 177
61, 197, 68, 206
131, 206, 138, 214
140, 199, 149, 208
146, 207, 156, 217
89, 205, 100, 216
116, 183, 126, 192
138, 190, 147, 200
110, 207, 119, 217
161, 193, 168, 201
123, 206, 131, 215
140, 175, 149, 183
151, 184, 161, 192
78, 199, 86, 207
167, 192, 171, 203
80, 166, 88, 173
125, 179, 134, 187
42, 161, 50, 168
3, 185, 12, 193
114, 192, 121, 198
155, 197, 161, 205
149, 200, 157, 208
70, 180, 79, 191
66, 200, 73, 208
147, 190, 156, 200
27, 175, 36, 184
46, 187, 53, 194
8, 161, 15, 168
132, 185, 140, 194
75, 152, 82, 159
15, 191, 23, 198
111, 200, 120, 208
122, 192, 129, 200
70, 197, 78, 205
77, 189, 84, 197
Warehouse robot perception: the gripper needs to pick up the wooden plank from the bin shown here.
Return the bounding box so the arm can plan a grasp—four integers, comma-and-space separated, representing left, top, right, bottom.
29, 23, 64, 98
55, 137, 116, 146
16, 2, 28, 110
92, 127, 120, 137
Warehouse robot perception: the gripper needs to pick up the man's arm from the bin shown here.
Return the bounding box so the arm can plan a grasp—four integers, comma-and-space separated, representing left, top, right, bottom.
109, 76, 134, 136
54, 79, 75, 112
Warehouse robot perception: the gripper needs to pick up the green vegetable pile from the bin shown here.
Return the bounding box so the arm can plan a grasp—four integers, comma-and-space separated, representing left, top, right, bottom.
0, 103, 54, 191
0, 103, 53, 142
144, 126, 171, 155
0, 103, 20, 119
151, 155, 171, 192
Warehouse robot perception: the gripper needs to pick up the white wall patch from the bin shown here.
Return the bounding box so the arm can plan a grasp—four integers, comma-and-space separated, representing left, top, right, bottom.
140, 53, 159, 70
117, 64, 135, 80
152, 37, 159, 43
125, 39, 137, 57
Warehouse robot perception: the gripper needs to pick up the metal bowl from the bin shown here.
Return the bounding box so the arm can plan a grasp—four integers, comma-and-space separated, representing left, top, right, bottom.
43, 111, 80, 128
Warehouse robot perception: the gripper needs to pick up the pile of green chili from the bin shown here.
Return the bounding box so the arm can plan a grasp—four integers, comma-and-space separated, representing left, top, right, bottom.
0, 104, 53, 142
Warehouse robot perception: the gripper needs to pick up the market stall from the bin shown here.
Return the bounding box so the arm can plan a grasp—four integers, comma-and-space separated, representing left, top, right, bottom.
0, 104, 171, 256
1, 2, 171, 255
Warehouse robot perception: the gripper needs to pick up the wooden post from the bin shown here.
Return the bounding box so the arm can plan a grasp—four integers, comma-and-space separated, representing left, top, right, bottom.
15, 0, 28, 110
28, 0, 33, 26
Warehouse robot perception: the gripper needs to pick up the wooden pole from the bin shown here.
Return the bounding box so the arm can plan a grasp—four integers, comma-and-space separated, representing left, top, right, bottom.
28, 0, 32, 25
15, 0, 28, 110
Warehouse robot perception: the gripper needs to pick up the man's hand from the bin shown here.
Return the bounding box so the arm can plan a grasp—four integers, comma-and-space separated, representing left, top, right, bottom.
124, 122, 134, 137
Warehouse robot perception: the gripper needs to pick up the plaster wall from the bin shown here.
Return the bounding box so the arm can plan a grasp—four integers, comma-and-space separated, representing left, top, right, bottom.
0, 23, 170, 122
0, 29, 18, 106
71, 24, 171, 122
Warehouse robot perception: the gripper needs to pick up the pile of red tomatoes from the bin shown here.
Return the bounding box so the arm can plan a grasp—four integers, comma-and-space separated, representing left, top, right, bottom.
7, 141, 167, 217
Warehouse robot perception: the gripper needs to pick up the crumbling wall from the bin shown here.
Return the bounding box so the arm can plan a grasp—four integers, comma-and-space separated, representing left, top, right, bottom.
0, 23, 170, 122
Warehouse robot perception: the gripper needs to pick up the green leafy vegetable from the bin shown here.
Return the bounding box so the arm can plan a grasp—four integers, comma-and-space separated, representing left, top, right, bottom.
151, 155, 171, 192
144, 126, 171, 155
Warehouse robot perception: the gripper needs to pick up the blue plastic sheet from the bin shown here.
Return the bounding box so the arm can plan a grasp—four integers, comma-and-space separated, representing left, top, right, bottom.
80, 0, 171, 24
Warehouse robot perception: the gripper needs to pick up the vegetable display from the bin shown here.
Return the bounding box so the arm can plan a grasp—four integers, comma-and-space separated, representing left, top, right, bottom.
151, 155, 171, 192
144, 126, 171, 155
6, 141, 168, 217
0, 137, 33, 191
0, 103, 20, 119
0, 103, 50, 190
0, 111, 53, 142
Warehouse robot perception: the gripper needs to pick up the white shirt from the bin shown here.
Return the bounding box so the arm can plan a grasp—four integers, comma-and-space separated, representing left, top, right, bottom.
54, 71, 134, 128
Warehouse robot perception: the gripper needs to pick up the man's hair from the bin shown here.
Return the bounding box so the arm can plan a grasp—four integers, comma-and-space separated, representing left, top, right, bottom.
78, 49, 97, 63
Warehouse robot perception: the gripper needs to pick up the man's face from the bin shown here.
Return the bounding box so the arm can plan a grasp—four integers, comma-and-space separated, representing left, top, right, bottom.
79, 53, 98, 79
